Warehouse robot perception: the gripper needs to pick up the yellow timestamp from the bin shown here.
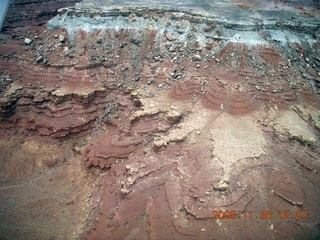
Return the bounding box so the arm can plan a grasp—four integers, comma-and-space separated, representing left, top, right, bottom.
212, 210, 307, 220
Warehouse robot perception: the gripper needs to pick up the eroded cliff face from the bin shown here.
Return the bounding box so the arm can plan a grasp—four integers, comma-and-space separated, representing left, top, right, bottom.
0, 1, 320, 239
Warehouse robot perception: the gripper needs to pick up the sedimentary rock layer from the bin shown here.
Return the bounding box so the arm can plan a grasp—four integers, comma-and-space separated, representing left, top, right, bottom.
0, 1, 319, 239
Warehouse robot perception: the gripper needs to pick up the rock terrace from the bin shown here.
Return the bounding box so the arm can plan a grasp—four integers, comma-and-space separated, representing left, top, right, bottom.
0, 0, 319, 239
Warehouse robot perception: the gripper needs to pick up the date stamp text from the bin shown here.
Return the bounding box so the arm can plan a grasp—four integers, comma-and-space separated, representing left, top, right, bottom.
212, 210, 307, 220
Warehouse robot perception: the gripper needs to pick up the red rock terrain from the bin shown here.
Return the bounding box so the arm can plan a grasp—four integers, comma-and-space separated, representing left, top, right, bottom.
0, 0, 320, 239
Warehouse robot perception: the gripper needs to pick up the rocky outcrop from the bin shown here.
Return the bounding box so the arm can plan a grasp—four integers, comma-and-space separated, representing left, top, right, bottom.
2, 0, 81, 32
0, 1, 320, 239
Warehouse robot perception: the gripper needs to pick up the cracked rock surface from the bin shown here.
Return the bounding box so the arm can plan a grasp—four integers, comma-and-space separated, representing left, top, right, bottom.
0, 0, 320, 239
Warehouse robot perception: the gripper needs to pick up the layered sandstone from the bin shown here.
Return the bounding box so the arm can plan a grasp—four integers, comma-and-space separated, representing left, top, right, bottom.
0, 0, 320, 239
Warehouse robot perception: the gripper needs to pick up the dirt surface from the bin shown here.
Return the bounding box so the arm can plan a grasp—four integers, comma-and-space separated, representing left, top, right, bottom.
0, 0, 320, 239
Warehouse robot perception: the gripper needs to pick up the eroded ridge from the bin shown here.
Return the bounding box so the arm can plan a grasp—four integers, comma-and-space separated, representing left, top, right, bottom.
0, 1, 320, 239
